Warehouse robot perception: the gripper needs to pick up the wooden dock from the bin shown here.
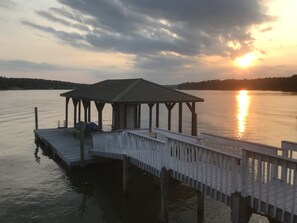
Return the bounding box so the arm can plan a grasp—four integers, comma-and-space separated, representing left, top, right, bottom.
34, 127, 297, 223
34, 128, 101, 169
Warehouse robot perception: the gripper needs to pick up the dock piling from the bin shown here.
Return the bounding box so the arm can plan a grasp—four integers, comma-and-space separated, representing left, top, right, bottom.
123, 155, 130, 194
196, 190, 204, 223
161, 167, 170, 223
34, 107, 38, 130
80, 123, 85, 168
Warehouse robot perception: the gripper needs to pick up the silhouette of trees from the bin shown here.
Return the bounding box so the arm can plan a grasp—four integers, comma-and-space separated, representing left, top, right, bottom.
0, 76, 86, 90
177, 75, 297, 92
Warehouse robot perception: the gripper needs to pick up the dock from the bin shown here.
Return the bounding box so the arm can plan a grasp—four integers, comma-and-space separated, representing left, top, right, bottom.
34, 127, 297, 223
34, 128, 101, 168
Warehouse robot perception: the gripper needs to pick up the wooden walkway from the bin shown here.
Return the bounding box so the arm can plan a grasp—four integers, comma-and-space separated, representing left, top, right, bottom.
34, 127, 297, 222
34, 128, 101, 168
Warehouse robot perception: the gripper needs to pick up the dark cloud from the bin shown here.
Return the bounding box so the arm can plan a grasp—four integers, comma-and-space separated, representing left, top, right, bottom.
23, 0, 274, 73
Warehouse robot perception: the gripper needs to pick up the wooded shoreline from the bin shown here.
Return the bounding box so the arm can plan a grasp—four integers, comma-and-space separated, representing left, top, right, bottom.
1, 75, 297, 92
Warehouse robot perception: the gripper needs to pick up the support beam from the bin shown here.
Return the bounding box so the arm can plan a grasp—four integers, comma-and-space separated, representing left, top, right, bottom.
165, 103, 176, 131
82, 100, 90, 123
231, 193, 252, 223
72, 99, 79, 127
124, 104, 127, 129
148, 103, 154, 132
95, 102, 105, 132
88, 101, 91, 122
137, 104, 141, 128
134, 104, 138, 128
186, 102, 197, 136
156, 103, 160, 128
65, 97, 70, 128
196, 190, 204, 223
160, 167, 170, 223
123, 155, 130, 194
178, 103, 182, 133
78, 100, 81, 122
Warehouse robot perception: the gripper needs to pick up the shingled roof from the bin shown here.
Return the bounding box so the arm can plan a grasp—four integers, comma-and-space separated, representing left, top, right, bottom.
60, 78, 204, 104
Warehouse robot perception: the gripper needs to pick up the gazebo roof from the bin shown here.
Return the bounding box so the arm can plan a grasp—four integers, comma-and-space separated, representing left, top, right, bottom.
60, 78, 204, 104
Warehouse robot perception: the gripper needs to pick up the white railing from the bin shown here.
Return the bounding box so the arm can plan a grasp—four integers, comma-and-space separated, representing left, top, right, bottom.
126, 131, 166, 173
282, 141, 297, 160
91, 130, 125, 157
242, 150, 297, 222
90, 129, 297, 221
166, 136, 241, 203
155, 128, 201, 144
200, 132, 279, 156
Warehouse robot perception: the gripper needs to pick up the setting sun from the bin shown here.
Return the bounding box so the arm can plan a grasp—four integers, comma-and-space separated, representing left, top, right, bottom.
235, 53, 255, 68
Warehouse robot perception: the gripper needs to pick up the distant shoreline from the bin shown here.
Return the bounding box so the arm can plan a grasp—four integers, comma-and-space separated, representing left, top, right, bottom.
0, 76, 85, 90
1, 75, 297, 92
177, 75, 297, 92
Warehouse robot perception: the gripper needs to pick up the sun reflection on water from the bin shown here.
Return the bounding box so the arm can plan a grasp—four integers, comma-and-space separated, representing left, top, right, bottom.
236, 90, 250, 138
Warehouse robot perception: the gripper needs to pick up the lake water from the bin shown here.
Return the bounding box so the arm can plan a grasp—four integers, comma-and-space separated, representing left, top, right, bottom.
0, 90, 296, 223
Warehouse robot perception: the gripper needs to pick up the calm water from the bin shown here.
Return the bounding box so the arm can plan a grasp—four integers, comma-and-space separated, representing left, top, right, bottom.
0, 90, 296, 223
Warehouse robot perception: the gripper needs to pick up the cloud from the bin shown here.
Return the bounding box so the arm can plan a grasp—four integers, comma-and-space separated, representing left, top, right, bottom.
23, 0, 274, 75
0, 0, 15, 9
0, 60, 61, 71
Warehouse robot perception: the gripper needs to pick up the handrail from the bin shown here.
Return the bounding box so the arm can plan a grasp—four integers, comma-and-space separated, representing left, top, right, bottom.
166, 135, 241, 160
200, 132, 279, 155
126, 130, 166, 144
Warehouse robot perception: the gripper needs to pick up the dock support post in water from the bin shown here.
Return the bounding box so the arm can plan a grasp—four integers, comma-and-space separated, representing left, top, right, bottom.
123, 155, 130, 194
231, 193, 251, 223
160, 167, 170, 223
34, 107, 38, 130
196, 190, 204, 223
80, 123, 85, 168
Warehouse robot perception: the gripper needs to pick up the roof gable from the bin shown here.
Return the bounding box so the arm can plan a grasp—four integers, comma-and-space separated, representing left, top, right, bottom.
61, 78, 204, 103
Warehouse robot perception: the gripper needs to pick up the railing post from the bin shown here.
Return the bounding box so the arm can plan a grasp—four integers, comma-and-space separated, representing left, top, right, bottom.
241, 150, 248, 197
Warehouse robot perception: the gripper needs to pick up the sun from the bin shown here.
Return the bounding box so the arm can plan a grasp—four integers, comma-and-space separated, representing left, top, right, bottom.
235, 53, 255, 68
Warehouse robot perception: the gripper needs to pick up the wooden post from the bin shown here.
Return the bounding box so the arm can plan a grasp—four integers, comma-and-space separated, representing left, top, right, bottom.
124, 104, 127, 129
178, 103, 182, 133
78, 100, 81, 122
73, 99, 79, 127
231, 193, 251, 223
80, 122, 85, 168
160, 167, 170, 223
165, 103, 175, 131
82, 100, 89, 123
186, 102, 197, 136
148, 104, 154, 132
88, 101, 91, 122
134, 104, 138, 128
34, 107, 38, 129
137, 104, 141, 128
196, 190, 204, 223
95, 102, 105, 132
123, 155, 129, 194
65, 97, 70, 128
156, 103, 159, 128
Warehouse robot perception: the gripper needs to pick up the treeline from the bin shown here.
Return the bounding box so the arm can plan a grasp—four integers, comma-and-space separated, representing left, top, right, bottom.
0, 76, 86, 90
177, 75, 297, 92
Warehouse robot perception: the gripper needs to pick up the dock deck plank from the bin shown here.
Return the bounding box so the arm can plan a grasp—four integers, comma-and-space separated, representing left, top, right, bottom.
34, 128, 100, 168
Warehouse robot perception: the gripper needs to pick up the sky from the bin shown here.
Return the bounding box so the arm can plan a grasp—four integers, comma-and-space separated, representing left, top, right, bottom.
0, 0, 297, 84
